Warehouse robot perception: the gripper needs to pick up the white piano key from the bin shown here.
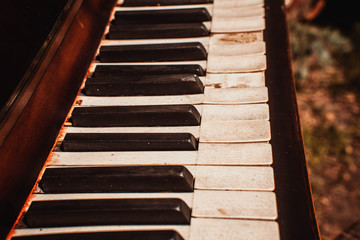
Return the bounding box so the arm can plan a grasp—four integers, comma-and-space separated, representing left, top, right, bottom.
188, 166, 274, 191
100, 37, 210, 49
48, 151, 198, 166
213, 6, 265, 18
114, 5, 214, 15
197, 143, 273, 165
211, 16, 265, 33
201, 104, 269, 122
14, 225, 190, 240
71, 104, 203, 115
200, 120, 271, 143
189, 218, 280, 240
207, 54, 266, 73
203, 87, 268, 104
32, 192, 193, 208
192, 190, 278, 220
209, 40, 265, 56
76, 94, 204, 106
214, 0, 264, 8
205, 72, 265, 88
60, 126, 200, 141
50, 142, 273, 167
89, 61, 207, 74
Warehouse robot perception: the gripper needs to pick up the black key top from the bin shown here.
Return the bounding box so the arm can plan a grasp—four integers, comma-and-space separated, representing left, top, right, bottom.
93, 64, 206, 77
122, 0, 213, 6
107, 23, 209, 39
39, 166, 194, 193
85, 74, 204, 96
71, 105, 201, 127
98, 42, 207, 62
12, 230, 184, 240
61, 133, 198, 151
113, 8, 211, 25
24, 198, 191, 227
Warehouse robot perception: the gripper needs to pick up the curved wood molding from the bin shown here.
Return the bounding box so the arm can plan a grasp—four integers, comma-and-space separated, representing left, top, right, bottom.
264, 0, 321, 239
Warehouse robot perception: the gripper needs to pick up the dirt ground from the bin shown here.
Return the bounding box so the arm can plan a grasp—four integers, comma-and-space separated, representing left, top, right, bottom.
296, 66, 360, 239
287, 3, 360, 238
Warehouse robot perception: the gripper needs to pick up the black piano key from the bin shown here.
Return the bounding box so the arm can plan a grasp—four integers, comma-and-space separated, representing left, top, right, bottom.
113, 8, 211, 25
107, 23, 209, 39
98, 42, 207, 62
85, 74, 204, 96
12, 230, 184, 240
39, 166, 194, 193
23, 198, 191, 227
122, 0, 213, 6
93, 64, 206, 77
61, 133, 198, 151
71, 105, 201, 127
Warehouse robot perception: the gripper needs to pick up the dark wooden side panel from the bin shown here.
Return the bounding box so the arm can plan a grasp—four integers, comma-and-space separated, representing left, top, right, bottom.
264, 0, 321, 239
0, 1, 116, 239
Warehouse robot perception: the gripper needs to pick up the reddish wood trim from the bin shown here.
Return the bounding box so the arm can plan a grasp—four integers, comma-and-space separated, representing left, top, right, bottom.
0, 1, 116, 238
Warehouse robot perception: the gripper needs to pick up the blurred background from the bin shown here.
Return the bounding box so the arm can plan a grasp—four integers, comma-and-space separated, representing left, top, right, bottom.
286, 0, 360, 239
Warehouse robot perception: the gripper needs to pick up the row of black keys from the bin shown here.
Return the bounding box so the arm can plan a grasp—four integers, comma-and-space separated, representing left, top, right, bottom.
109, 8, 211, 39
20, 166, 193, 229
14, 2, 211, 239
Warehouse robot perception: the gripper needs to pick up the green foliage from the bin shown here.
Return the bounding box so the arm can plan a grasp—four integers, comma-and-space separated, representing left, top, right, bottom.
289, 21, 352, 85
303, 124, 352, 170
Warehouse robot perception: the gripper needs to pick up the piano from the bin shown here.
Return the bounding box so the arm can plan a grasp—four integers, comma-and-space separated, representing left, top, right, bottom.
0, 0, 320, 239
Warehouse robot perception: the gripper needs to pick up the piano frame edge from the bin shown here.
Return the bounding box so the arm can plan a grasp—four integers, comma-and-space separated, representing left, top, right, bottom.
0, 1, 117, 239
264, 0, 321, 239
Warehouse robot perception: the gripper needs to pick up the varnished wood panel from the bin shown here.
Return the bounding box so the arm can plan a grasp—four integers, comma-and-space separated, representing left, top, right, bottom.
0, 1, 116, 238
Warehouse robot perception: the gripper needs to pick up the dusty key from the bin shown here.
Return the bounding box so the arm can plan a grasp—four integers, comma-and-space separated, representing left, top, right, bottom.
92, 64, 206, 77
108, 23, 209, 39
61, 133, 198, 151
189, 218, 280, 240
70, 105, 201, 127
113, 8, 211, 25
23, 198, 191, 227
98, 42, 207, 62
85, 74, 204, 96
39, 166, 194, 193
200, 120, 271, 143
121, 0, 213, 6
192, 190, 277, 220
11, 230, 185, 240
49, 151, 198, 166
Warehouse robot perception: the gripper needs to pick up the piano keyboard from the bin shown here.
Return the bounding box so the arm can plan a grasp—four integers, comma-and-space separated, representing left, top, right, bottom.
10, 0, 281, 239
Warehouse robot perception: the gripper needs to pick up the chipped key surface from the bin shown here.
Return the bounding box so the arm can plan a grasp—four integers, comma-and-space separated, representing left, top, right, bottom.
210, 32, 263, 43
205, 72, 265, 88
192, 190, 278, 220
